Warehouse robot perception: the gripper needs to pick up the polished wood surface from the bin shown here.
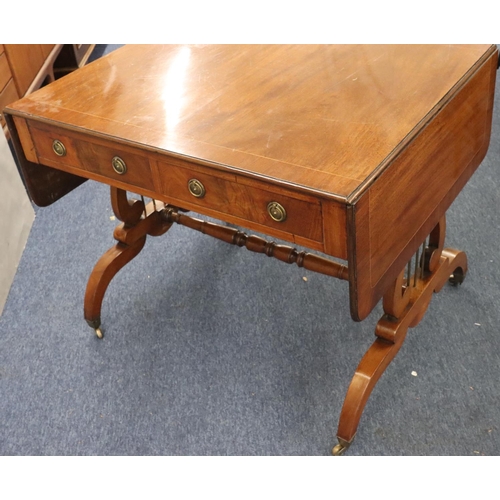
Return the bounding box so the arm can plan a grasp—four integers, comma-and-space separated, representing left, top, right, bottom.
350, 51, 498, 319
5, 45, 498, 454
6, 44, 495, 198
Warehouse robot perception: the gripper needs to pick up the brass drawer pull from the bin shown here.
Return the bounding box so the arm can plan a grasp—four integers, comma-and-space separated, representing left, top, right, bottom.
267, 201, 287, 222
52, 139, 66, 157
112, 156, 127, 175
188, 178, 206, 198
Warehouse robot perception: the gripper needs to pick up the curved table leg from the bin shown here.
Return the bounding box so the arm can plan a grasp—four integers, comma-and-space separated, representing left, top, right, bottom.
333, 217, 468, 454
84, 238, 147, 338
84, 187, 173, 338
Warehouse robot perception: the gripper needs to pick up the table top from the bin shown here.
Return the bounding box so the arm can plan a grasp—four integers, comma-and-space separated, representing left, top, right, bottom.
7, 44, 495, 202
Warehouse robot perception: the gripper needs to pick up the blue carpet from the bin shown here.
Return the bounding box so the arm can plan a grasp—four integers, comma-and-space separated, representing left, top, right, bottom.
1, 45, 499, 456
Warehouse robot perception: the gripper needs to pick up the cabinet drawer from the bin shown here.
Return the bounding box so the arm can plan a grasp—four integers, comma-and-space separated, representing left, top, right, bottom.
28, 121, 156, 192
0, 51, 12, 91
0, 79, 19, 127
153, 160, 323, 243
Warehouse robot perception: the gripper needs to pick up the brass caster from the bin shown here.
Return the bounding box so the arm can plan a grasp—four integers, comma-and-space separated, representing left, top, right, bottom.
332, 444, 347, 456
95, 328, 103, 339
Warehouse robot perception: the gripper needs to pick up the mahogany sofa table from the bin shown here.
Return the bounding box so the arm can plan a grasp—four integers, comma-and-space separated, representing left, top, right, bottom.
5, 44, 498, 455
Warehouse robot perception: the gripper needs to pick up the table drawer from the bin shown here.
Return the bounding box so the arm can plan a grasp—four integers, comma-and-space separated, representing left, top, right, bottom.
29, 122, 155, 192
153, 160, 323, 243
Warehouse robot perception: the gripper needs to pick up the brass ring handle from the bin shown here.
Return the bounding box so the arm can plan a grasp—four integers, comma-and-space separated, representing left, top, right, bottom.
112, 156, 127, 175
188, 179, 206, 198
52, 140, 66, 157
267, 201, 287, 222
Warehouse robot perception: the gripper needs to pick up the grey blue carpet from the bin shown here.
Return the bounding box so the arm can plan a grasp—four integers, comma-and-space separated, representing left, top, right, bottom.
1, 45, 499, 456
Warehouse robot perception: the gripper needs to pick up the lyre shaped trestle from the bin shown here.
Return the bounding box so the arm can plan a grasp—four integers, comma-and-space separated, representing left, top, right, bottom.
84, 188, 172, 338
332, 216, 468, 455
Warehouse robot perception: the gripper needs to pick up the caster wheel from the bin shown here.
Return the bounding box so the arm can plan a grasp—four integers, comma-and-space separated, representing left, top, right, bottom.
332, 444, 347, 456
449, 270, 465, 286
95, 328, 103, 339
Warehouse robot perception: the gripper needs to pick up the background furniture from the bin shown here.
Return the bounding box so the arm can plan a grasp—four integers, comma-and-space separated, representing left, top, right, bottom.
0, 44, 95, 136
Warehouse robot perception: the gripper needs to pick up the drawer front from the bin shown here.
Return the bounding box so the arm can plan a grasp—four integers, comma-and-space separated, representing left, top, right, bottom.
29, 122, 155, 192
0, 51, 12, 91
154, 160, 323, 243
0, 79, 19, 128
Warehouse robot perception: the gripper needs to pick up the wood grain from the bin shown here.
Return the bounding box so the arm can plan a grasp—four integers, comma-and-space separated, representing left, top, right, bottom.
5, 44, 495, 200
4, 45, 48, 96
5, 113, 88, 207
29, 120, 156, 192
0, 51, 12, 92
0, 78, 18, 128
348, 47, 498, 321
153, 158, 324, 243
